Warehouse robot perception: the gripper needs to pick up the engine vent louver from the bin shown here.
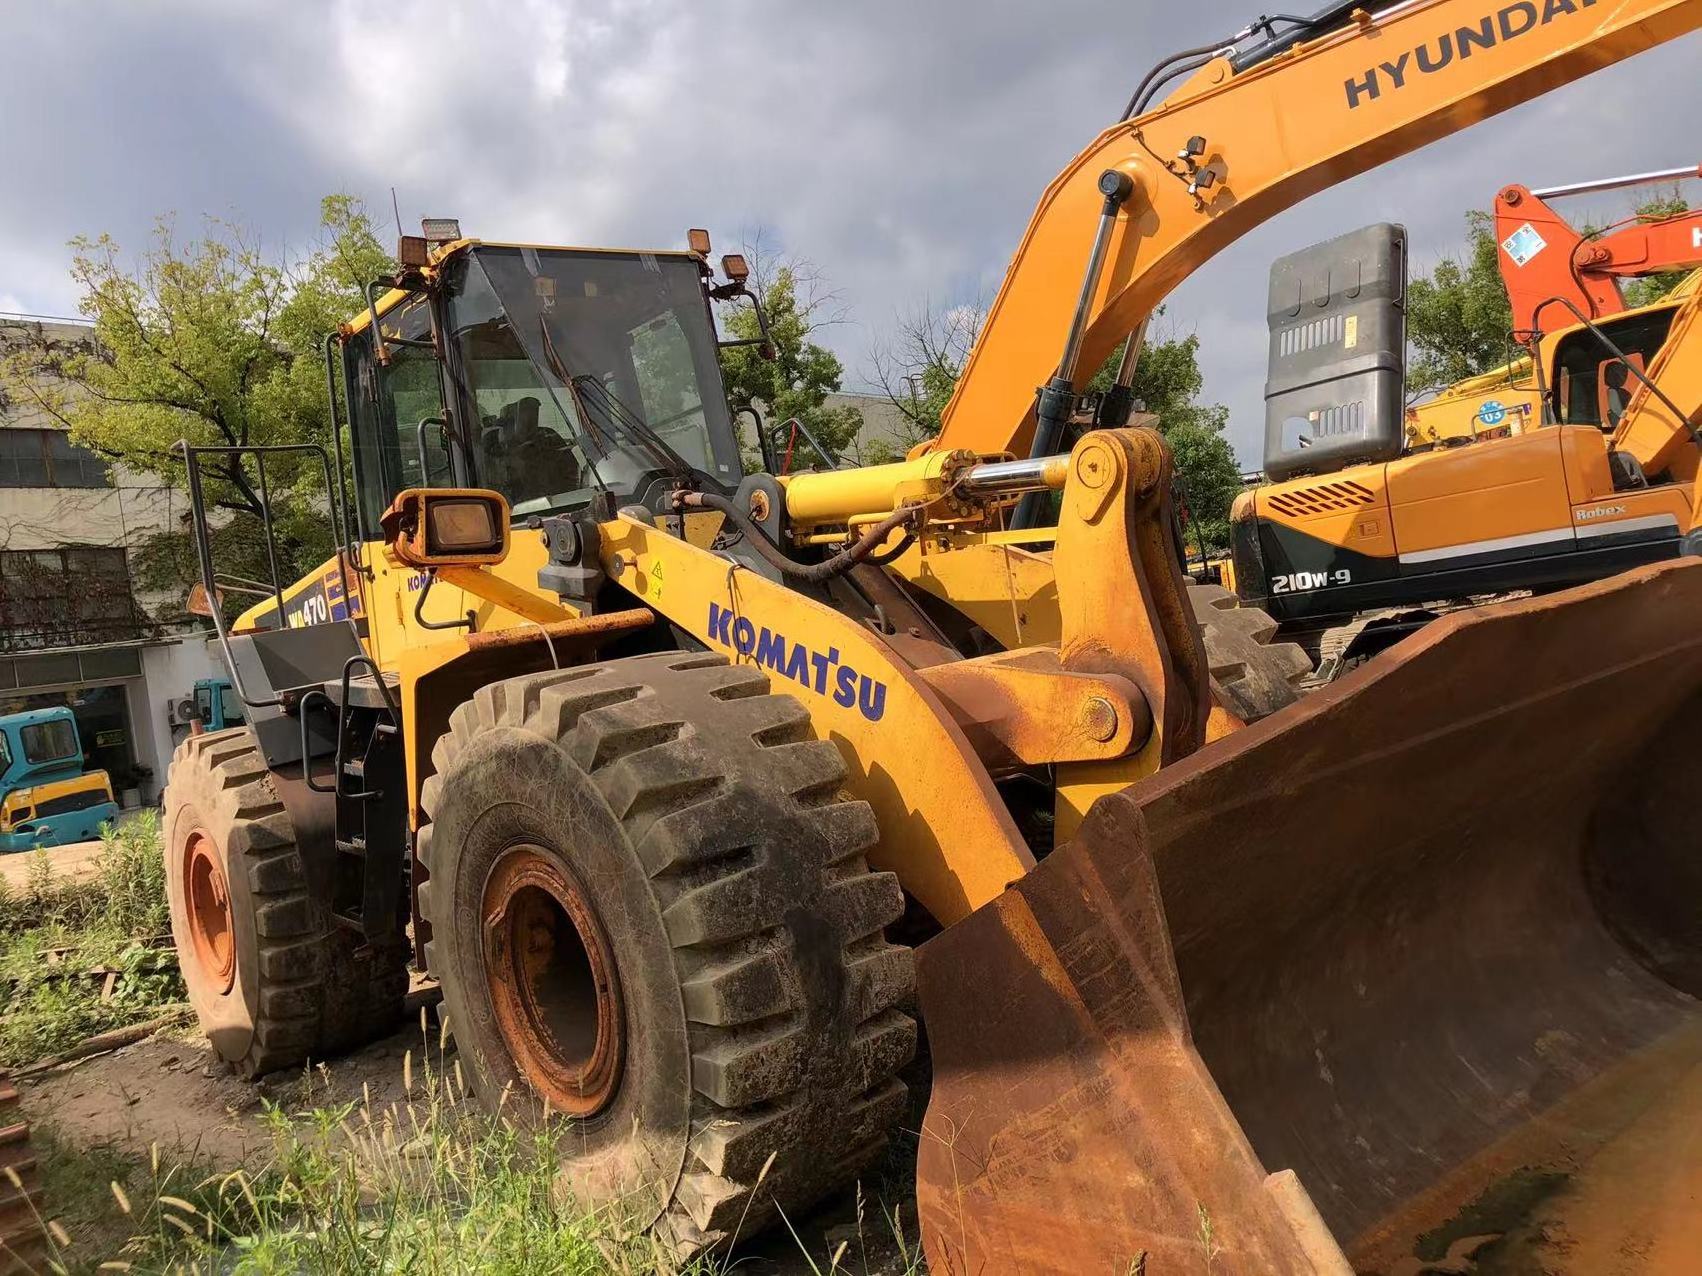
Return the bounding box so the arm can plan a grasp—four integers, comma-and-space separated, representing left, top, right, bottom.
1265, 480, 1378, 518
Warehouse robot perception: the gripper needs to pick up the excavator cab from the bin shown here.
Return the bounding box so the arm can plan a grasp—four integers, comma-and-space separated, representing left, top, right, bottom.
1548, 305, 1678, 430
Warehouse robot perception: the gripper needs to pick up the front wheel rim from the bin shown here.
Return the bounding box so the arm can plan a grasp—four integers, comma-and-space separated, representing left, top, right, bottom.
482, 845, 625, 1118
184, 831, 236, 994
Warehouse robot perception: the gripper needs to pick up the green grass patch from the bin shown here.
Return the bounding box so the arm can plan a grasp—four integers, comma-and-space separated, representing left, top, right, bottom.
33, 1045, 921, 1275
22, 1010, 924, 1275
0, 814, 185, 1068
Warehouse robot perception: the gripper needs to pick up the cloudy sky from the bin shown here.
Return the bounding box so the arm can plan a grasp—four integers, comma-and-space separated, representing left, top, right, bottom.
1, 1, 1697, 464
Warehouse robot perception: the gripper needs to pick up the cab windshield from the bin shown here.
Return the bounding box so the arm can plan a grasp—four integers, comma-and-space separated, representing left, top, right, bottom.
1550, 306, 1679, 429
446, 246, 742, 516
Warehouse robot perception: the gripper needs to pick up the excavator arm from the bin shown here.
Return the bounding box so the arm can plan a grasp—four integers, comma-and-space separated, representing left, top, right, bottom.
935, 0, 1702, 460
1496, 163, 1702, 336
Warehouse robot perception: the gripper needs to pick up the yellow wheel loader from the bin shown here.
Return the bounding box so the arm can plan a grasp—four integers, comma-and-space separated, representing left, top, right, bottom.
163, 1, 1702, 1270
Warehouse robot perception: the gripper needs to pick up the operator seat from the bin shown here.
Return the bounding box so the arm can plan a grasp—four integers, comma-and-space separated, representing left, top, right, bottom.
1602, 359, 1633, 432
481, 397, 580, 504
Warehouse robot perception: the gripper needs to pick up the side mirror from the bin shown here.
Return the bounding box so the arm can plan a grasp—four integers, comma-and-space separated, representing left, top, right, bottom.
381, 488, 511, 568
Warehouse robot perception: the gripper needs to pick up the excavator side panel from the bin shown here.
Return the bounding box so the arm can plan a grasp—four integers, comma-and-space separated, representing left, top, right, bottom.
919, 560, 1702, 1274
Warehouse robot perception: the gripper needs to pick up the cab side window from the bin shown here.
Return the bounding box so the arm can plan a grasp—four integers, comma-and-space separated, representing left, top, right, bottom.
347, 294, 449, 537
1551, 307, 1677, 429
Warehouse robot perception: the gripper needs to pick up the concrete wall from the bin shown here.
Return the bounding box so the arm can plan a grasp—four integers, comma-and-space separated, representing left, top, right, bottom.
135, 637, 222, 794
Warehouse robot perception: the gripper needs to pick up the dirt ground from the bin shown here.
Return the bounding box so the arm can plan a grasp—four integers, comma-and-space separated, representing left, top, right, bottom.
19, 1008, 1702, 1273
18, 1009, 917, 1274
0, 838, 106, 892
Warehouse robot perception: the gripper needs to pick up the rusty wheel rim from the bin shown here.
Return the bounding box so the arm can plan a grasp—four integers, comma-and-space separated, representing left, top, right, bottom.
184, 831, 236, 994
483, 846, 625, 1118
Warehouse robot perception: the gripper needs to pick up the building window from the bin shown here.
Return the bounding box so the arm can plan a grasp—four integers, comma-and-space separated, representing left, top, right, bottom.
0, 547, 152, 652
0, 428, 111, 488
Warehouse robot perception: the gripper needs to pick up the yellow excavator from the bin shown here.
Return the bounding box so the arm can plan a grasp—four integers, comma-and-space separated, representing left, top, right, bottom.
162, 2, 1702, 1271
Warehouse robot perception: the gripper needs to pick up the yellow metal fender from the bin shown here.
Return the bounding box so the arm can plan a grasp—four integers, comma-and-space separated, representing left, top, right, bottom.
599, 515, 1034, 925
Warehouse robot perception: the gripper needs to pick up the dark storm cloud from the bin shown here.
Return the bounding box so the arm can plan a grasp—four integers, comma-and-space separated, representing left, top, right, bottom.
1, 2, 1697, 463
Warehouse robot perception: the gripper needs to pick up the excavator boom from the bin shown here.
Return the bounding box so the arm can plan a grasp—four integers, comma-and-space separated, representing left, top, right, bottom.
1497, 162, 1702, 336
935, 0, 1702, 459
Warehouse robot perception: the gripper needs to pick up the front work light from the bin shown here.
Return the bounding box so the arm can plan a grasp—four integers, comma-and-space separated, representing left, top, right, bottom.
381, 488, 511, 568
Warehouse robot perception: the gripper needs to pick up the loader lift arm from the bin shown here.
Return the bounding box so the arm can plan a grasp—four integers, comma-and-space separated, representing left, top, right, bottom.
935, 0, 1702, 460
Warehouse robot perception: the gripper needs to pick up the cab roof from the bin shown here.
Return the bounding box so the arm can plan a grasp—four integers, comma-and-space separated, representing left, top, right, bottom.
338, 239, 709, 339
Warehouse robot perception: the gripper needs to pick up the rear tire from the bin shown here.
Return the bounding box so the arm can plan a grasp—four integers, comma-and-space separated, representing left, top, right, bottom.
418, 652, 915, 1255
164, 728, 407, 1077
1190, 583, 1312, 722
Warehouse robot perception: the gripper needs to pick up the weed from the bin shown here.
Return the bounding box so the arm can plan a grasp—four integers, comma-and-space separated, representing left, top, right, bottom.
0, 815, 184, 1068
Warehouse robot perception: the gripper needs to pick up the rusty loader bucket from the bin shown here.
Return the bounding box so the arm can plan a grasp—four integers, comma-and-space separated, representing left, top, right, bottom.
917, 560, 1702, 1274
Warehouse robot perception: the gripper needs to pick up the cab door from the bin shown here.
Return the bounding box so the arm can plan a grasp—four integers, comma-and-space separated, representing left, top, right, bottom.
345, 292, 478, 663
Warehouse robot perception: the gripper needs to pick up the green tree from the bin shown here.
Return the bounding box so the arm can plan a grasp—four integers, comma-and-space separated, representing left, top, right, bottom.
867, 301, 984, 462
1405, 210, 1514, 395
719, 251, 862, 472
2, 196, 393, 618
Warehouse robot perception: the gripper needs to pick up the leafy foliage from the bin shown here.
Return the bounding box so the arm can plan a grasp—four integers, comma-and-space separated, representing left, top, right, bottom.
866, 302, 984, 463
0, 196, 393, 619
0, 813, 183, 1067
719, 255, 863, 472
1405, 210, 1515, 395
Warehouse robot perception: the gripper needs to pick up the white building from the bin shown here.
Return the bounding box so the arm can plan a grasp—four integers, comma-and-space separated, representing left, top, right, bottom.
0, 316, 221, 804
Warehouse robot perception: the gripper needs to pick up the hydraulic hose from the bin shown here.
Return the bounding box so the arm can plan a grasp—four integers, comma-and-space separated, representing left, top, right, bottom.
673, 491, 919, 584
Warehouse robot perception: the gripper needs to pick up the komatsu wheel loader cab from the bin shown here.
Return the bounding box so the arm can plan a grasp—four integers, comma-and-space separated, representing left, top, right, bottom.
339, 239, 746, 562
162, 0, 1702, 1270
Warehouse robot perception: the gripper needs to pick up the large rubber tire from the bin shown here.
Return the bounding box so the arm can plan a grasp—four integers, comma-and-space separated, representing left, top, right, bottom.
417, 652, 916, 1255
164, 728, 407, 1078
1189, 583, 1312, 722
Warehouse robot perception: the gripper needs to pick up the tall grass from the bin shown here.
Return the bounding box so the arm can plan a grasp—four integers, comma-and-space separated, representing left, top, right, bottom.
28, 1028, 924, 1275
0, 815, 183, 1068
45, 1029, 719, 1275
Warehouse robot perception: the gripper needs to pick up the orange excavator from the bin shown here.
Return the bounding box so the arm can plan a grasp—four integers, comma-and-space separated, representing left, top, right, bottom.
1408, 162, 1702, 447
1499, 162, 1702, 338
